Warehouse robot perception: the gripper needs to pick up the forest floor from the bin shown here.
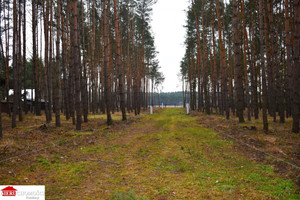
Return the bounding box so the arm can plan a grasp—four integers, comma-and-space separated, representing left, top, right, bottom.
0, 108, 299, 199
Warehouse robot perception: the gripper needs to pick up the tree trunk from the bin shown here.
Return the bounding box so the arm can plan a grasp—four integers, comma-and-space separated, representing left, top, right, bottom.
292, 0, 300, 133
48, 0, 53, 121
152, 79, 154, 106
12, 0, 18, 128
91, 0, 97, 114
131, 19, 138, 115
259, 0, 269, 132
55, 0, 61, 127
0, 97, 2, 139
18, 1, 22, 122
71, 0, 82, 130
61, 4, 69, 120
250, 0, 259, 119
240, 0, 251, 121
263, 1, 273, 120
67, 1, 75, 125
182, 76, 185, 107
114, 0, 127, 121
43, 0, 50, 123
32, 0, 40, 116
201, 0, 210, 114
3, 2, 11, 117
211, 0, 217, 112
81, 0, 88, 123
274, 5, 285, 123
233, 0, 245, 123
126, 1, 132, 113
285, 0, 292, 118
23, 0, 27, 114
228, 31, 235, 116
158, 90, 160, 107
215, 0, 229, 119
103, 0, 112, 125
0, 0, 2, 139
192, 0, 203, 112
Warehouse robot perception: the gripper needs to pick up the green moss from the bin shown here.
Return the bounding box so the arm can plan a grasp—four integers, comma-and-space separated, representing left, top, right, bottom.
109, 190, 148, 200
53, 154, 61, 159
198, 158, 214, 166
49, 161, 93, 186
257, 178, 294, 198
58, 137, 67, 145
157, 187, 169, 195
15, 126, 24, 129
105, 145, 121, 151
3, 108, 299, 200
90, 114, 123, 121
81, 145, 104, 153
137, 147, 149, 156
36, 158, 50, 166
69, 130, 94, 137
218, 185, 234, 191
259, 164, 274, 172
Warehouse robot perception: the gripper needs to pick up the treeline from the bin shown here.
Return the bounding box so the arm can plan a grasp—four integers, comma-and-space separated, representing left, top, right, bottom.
181, 0, 299, 133
149, 92, 184, 106
0, 0, 164, 139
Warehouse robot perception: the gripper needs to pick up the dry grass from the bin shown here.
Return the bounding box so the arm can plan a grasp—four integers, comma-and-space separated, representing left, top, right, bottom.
0, 108, 299, 199
191, 110, 300, 186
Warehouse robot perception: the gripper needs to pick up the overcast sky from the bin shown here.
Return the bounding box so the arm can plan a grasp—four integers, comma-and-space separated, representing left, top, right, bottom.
151, 0, 190, 92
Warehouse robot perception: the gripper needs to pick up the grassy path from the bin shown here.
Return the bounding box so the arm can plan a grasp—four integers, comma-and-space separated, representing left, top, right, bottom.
1, 108, 299, 199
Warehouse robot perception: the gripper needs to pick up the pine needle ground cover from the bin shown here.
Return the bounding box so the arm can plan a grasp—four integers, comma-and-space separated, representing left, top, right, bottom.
0, 108, 299, 199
